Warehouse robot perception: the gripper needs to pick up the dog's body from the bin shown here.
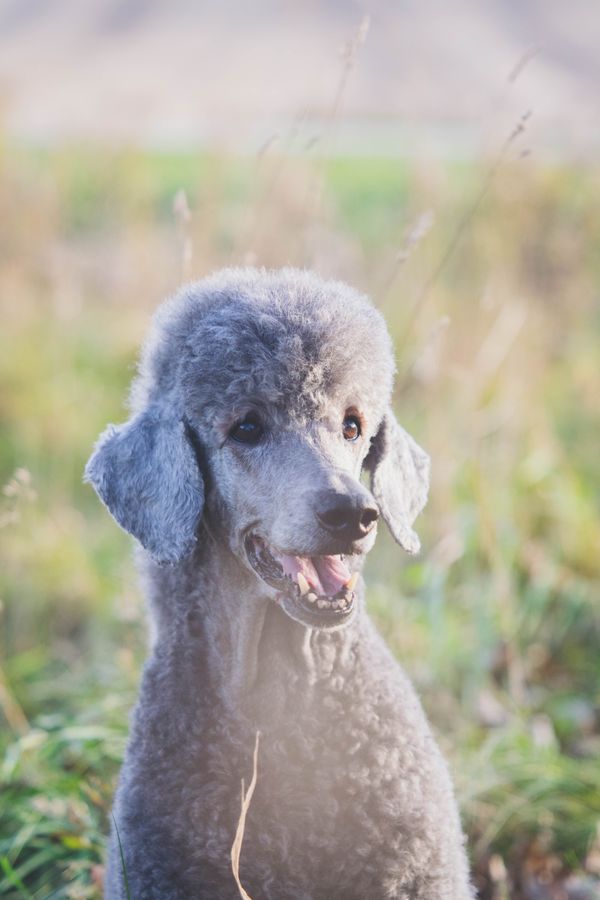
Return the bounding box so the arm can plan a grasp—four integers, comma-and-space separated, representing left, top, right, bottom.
87, 269, 473, 899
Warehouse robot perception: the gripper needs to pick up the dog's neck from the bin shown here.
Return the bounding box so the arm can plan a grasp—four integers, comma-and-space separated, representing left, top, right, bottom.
140, 535, 366, 724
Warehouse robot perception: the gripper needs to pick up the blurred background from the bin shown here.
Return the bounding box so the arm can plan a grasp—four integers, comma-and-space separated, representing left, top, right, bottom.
0, 1, 599, 898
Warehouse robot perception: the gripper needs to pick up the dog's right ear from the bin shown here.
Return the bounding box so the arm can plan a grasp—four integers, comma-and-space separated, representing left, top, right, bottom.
84, 406, 204, 565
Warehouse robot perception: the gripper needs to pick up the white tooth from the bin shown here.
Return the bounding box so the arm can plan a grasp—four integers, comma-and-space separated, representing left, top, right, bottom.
297, 572, 310, 595
345, 572, 359, 591
317, 599, 327, 609
307, 592, 317, 603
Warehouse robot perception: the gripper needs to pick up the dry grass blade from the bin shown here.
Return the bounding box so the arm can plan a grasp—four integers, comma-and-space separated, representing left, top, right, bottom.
507, 44, 541, 85
173, 188, 193, 282
397, 111, 532, 358
0, 665, 29, 736
331, 14, 371, 123
378, 209, 435, 301
301, 14, 371, 256
231, 731, 261, 900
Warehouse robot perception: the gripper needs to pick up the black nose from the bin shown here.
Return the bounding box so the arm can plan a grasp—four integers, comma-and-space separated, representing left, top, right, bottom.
316, 491, 379, 541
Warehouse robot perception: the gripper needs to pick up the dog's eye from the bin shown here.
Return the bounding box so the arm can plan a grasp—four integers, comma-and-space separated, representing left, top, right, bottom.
229, 415, 263, 446
342, 414, 361, 442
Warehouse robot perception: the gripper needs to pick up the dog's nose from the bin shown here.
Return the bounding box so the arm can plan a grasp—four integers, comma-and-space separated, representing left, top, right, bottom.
316, 491, 379, 541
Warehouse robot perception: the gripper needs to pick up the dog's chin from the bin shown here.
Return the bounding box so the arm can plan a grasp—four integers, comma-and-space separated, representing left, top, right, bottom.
243, 531, 373, 630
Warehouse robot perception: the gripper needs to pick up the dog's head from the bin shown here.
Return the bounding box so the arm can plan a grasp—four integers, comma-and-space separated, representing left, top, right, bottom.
85, 268, 429, 630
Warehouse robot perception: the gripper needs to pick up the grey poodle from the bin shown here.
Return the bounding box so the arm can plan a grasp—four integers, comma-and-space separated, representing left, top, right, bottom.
86, 268, 473, 899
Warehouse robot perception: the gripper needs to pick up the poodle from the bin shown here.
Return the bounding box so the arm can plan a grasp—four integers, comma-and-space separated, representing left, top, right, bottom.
86, 268, 473, 899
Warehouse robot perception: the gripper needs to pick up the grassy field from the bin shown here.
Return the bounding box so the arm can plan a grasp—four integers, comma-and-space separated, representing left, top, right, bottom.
0, 139, 599, 899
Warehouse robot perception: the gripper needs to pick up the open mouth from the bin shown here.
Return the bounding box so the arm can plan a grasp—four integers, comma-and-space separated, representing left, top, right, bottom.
245, 533, 359, 628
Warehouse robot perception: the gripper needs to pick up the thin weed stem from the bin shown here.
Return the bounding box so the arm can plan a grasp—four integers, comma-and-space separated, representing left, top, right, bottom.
301, 15, 370, 261
112, 814, 133, 900
231, 731, 261, 900
397, 111, 532, 360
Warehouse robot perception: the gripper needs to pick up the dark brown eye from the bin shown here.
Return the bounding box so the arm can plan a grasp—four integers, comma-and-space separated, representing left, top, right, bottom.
229, 415, 263, 446
342, 414, 361, 442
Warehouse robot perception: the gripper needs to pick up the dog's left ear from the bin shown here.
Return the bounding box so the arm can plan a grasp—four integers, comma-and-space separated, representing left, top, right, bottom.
363, 411, 430, 554
84, 406, 204, 565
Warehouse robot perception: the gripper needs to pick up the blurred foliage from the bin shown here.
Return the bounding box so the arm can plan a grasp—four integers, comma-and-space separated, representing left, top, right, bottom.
0, 139, 599, 899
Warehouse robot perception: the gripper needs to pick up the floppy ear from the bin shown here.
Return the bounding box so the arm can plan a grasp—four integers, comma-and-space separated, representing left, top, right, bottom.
364, 412, 430, 554
84, 406, 204, 564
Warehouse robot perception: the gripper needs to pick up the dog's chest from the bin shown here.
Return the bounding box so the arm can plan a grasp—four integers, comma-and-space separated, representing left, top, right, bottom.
122, 628, 466, 898
173, 666, 439, 896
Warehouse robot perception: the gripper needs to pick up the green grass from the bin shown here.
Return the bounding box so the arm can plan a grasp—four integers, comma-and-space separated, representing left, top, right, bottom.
1, 142, 599, 898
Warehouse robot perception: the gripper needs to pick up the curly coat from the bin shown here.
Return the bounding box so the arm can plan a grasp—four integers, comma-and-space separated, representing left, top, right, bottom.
86, 268, 473, 899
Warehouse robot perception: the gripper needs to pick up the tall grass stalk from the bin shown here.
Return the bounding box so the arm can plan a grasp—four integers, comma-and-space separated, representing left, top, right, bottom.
231, 732, 261, 900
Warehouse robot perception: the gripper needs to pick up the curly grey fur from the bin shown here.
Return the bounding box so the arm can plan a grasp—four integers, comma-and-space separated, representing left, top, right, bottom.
85, 268, 474, 899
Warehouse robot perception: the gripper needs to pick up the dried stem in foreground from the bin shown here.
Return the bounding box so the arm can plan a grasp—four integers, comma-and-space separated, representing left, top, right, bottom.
231, 731, 261, 900
396, 110, 532, 360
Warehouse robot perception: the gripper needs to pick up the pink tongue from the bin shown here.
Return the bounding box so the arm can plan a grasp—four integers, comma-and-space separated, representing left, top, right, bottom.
277, 552, 351, 596
314, 555, 352, 595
